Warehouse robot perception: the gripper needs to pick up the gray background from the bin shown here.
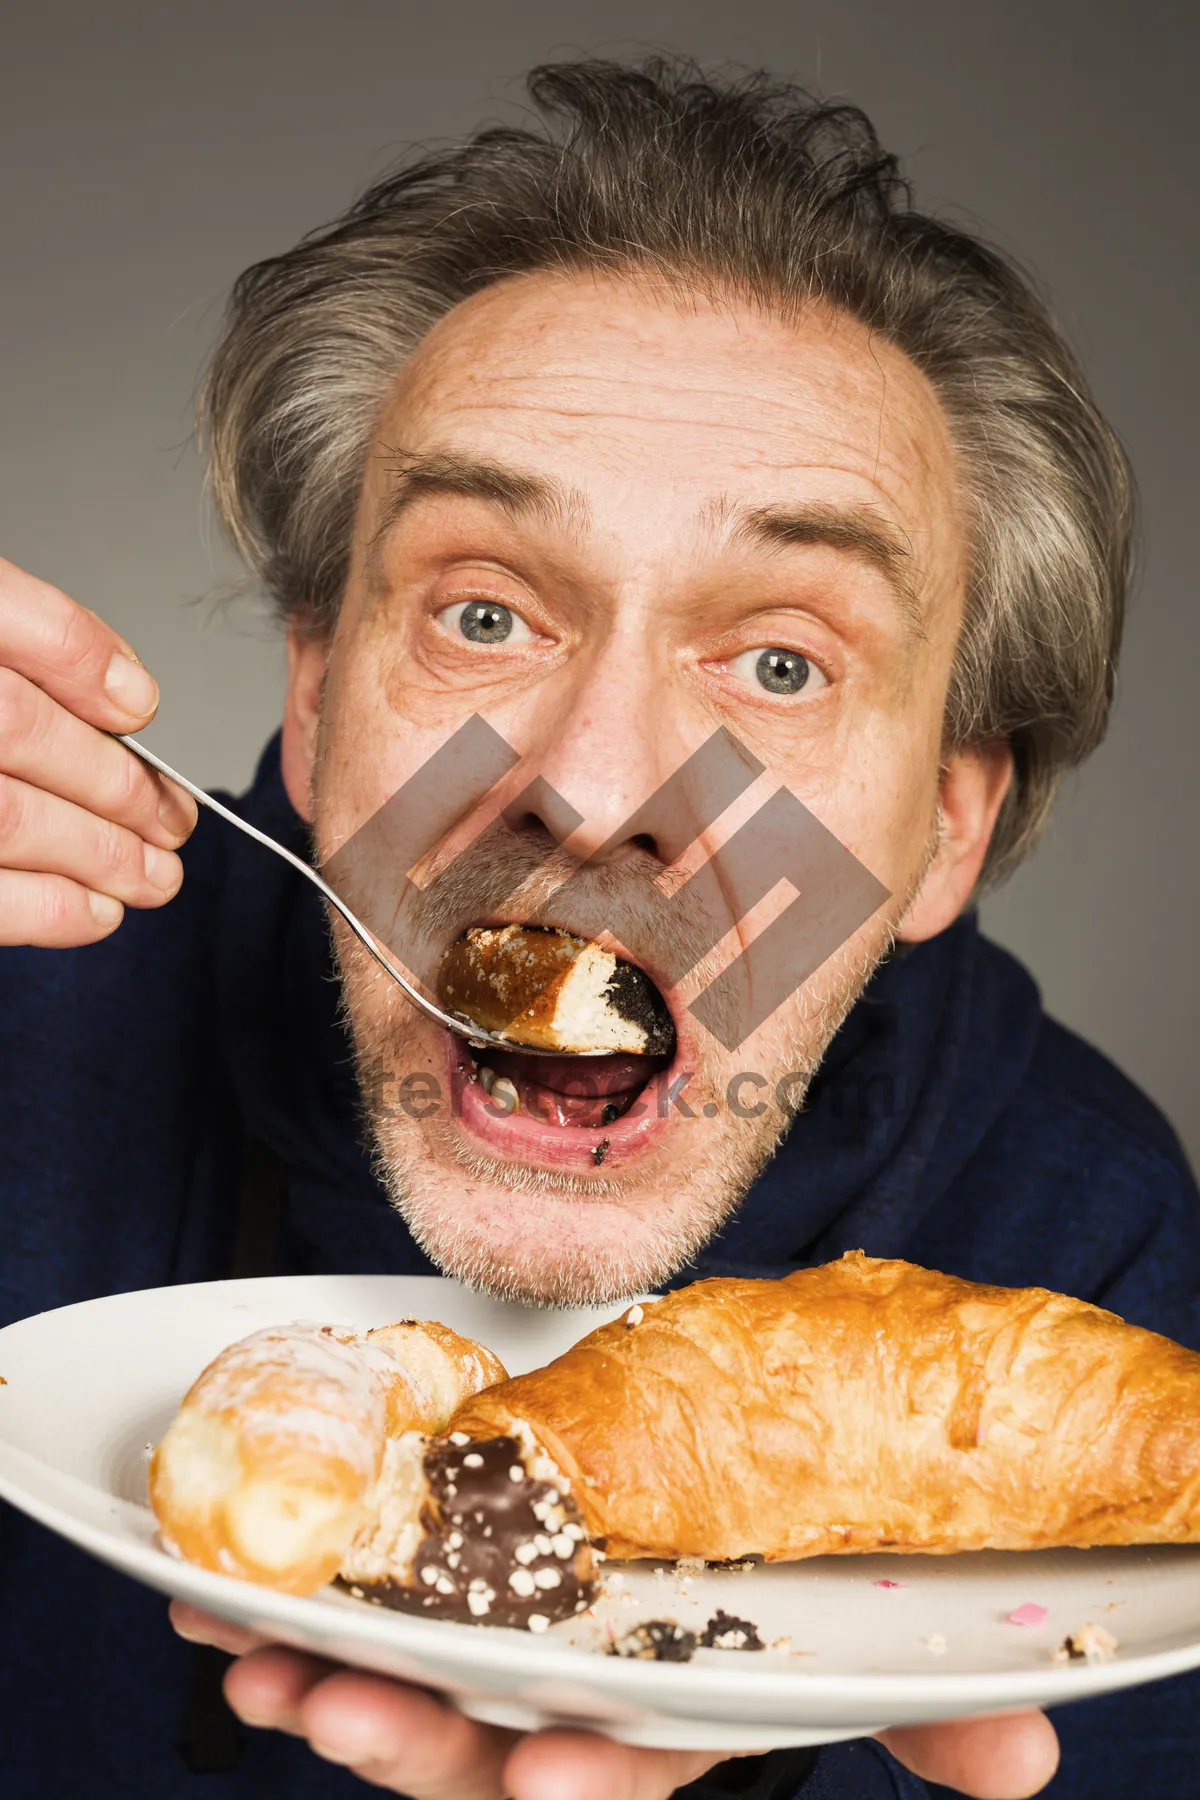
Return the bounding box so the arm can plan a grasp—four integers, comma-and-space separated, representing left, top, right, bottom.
1, 0, 1196, 1169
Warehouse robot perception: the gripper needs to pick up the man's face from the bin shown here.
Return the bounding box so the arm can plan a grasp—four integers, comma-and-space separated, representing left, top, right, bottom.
289, 271, 973, 1304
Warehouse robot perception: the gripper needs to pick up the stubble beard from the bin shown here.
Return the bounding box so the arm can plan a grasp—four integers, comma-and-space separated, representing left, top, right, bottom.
331, 908, 906, 1308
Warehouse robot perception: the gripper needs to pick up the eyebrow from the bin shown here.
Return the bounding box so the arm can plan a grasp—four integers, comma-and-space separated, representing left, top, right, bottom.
371, 448, 925, 636
370, 449, 589, 562
725, 500, 926, 638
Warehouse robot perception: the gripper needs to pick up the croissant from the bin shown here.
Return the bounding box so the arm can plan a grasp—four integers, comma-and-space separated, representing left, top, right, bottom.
150, 1318, 505, 1594
447, 1252, 1200, 1563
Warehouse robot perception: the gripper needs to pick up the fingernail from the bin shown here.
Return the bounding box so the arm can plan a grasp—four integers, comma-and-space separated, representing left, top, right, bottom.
104, 651, 159, 721
157, 783, 197, 840
87, 891, 123, 929
143, 844, 181, 892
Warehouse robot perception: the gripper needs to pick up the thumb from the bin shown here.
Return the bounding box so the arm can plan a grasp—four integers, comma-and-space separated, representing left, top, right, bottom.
878, 1710, 1059, 1798
506, 1731, 728, 1800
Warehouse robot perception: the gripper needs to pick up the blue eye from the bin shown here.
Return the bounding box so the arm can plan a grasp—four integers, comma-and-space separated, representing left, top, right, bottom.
437, 599, 534, 645
730, 647, 827, 696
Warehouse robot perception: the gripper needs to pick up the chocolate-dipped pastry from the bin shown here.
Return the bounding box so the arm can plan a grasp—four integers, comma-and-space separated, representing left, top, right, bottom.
437, 925, 673, 1056
340, 1433, 598, 1629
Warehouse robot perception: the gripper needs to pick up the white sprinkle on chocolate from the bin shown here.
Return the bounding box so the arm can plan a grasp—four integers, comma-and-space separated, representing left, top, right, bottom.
509, 1568, 536, 1597
420, 1565, 439, 1586
551, 1532, 575, 1559
528, 1614, 550, 1633
463, 1453, 484, 1468
514, 1542, 539, 1566
449, 1432, 471, 1446
534, 1566, 562, 1590
509, 1465, 525, 1482
467, 1591, 491, 1617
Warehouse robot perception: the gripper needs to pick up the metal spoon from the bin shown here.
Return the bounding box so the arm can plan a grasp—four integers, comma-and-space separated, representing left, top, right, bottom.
117, 732, 605, 1059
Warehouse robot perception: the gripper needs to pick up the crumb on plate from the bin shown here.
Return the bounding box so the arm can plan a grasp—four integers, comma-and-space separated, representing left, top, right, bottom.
1052, 1622, 1118, 1664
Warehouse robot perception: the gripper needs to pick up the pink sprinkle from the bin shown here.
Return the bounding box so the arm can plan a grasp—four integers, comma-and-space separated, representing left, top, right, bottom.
875, 1579, 905, 1589
1007, 1603, 1049, 1628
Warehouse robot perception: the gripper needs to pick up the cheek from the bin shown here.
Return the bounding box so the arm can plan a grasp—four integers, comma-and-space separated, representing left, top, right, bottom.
786, 714, 941, 897
312, 636, 425, 857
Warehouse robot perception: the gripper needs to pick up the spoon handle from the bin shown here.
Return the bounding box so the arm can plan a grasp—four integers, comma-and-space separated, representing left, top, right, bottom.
114, 732, 498, 1050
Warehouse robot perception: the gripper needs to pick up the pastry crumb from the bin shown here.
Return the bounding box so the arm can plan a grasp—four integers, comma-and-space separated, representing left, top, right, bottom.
921, 1633, 948, 1657
608, 1619, 697, 1662
1053, 1622, 1118, 1664
699, 1610, 764, 1652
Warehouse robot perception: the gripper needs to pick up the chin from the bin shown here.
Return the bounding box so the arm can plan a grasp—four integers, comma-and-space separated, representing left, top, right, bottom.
371, 1090, 768, 1307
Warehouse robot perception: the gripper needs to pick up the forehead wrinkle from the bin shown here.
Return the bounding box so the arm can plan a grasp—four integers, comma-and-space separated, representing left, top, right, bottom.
705, 494, 928, 641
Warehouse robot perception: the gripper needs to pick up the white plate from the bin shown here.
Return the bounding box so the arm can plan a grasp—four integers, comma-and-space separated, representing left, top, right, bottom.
3, 1275, 1200, 1751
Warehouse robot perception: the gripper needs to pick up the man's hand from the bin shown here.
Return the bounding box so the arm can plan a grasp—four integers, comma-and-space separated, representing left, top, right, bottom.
172, 1604, 1060, 1800
0, 557, 197, 945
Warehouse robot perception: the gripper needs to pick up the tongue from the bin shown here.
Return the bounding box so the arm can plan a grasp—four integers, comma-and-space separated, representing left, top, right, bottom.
484, 1049, 667, 1128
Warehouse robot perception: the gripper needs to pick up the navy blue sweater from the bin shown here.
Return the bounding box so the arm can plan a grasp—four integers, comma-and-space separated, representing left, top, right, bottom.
2, 734, 1198, 1800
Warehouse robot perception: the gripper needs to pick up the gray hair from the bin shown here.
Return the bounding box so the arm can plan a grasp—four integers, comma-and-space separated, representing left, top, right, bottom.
202, 57, 1132, 890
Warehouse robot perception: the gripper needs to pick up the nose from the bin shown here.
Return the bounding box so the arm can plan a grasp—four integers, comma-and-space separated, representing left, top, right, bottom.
505, 633, 761, 871
506, 633, 673, 865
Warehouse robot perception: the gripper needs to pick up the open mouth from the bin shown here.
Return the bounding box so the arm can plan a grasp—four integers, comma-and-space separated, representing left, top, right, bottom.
437, 925, 677, 1145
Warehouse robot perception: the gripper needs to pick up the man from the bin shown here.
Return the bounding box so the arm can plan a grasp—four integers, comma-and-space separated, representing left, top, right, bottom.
1, 56, 1196, 1800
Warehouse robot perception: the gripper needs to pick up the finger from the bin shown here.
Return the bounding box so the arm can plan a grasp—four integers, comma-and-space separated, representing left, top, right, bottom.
0, 667, 196, 844
878, 1710, 1060, 1799
224, 1645, 341, 1738
0, 557, 159, 729
169, 1601, 270, 1658
507, 1730, 725, 1800
0, 869, 124, 946
296, 1669, 514, 1799
0, 773, 182, 907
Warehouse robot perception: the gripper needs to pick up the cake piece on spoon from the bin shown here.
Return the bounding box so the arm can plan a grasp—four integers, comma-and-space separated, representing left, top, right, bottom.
437, 924, 673, 1055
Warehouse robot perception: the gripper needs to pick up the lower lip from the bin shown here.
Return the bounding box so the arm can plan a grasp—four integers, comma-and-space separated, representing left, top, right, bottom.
445, 1039, 674, 1171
